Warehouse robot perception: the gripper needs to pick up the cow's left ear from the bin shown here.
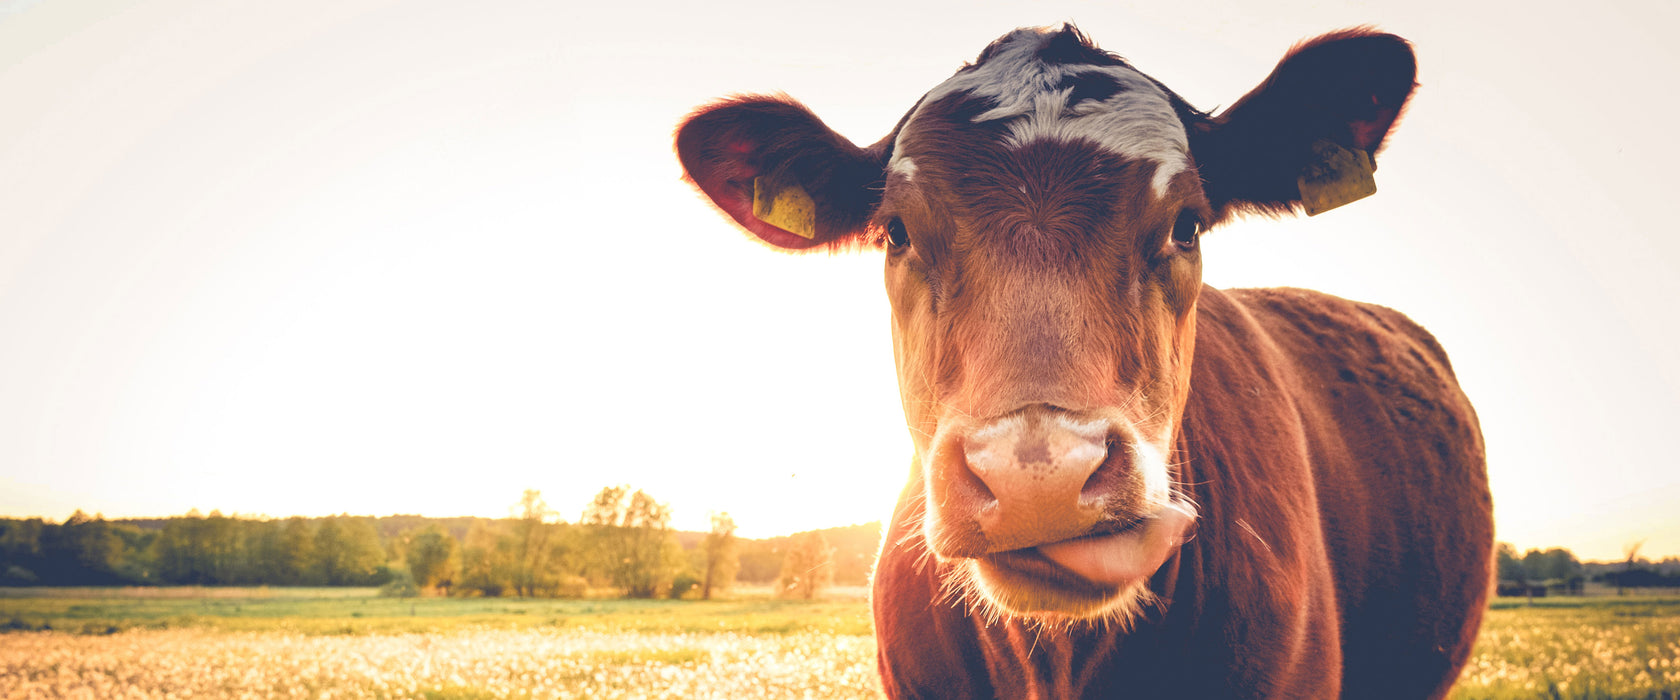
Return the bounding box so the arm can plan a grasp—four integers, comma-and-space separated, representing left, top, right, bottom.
1191, 30, 1416, 221
676, 96, 890, 251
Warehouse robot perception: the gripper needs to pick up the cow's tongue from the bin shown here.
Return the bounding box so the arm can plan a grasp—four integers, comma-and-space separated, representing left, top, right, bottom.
1036, 503, 1195, 587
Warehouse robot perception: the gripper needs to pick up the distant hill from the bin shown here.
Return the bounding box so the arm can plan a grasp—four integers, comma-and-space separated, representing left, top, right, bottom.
110, 514, 496, 543
732, 522, 882, 586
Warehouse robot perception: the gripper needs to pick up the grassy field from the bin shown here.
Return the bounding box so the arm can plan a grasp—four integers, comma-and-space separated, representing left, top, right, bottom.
0, 586, 872, 637
1, 589, 1677, 699
1453, 597, 1680, 700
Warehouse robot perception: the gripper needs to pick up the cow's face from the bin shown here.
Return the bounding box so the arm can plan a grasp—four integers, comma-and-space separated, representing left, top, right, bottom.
877, 29, 1208, 620
677, 25, 1414, 621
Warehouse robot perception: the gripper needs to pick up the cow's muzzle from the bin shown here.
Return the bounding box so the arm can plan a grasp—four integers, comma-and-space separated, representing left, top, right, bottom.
922, 404, 1196, 596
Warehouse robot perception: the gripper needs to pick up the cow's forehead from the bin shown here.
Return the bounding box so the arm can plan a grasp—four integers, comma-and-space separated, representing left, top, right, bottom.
891, 27, 1190, 196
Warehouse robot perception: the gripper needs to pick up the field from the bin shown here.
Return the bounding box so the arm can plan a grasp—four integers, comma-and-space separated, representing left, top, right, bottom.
1, 589, 1677, 699
1455, 597, 1680, 699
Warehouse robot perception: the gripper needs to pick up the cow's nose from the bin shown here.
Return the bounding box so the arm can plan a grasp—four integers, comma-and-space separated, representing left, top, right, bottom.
949, 405, 1128, 553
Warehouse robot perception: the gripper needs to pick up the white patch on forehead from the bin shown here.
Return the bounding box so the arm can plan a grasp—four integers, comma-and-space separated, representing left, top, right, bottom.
889, 156, 918, 182
893, 28, 1190, 197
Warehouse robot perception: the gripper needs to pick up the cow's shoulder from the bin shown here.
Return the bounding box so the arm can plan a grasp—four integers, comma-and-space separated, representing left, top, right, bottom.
1204, 284, 1482, 479
1215, 286, 1467, 416
1210, 287, 1491, 699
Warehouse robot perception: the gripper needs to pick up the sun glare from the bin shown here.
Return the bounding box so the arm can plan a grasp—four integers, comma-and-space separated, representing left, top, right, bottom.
0, 0, 1675, 560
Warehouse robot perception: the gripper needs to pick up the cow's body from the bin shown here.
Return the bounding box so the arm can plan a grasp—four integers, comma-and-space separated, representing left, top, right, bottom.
677, 24, 1492, 699
874, 286, 1489, 698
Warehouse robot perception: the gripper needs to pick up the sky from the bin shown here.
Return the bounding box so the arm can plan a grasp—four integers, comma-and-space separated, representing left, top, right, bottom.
0, 0, 1675, 560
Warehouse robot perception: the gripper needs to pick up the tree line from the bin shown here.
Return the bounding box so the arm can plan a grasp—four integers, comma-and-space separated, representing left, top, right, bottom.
0, 488, 877, 600
1494, 541, 1680, 596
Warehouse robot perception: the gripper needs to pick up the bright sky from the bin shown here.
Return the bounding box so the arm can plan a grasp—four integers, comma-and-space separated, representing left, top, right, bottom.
0, 0, 1675, 560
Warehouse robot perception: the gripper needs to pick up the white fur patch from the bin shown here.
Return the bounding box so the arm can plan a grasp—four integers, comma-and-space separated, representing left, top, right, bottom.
889, 156, 918, 181
891, 28, 1189, 197
1132, 425, 1175, 509
1048, 413, 1111, 443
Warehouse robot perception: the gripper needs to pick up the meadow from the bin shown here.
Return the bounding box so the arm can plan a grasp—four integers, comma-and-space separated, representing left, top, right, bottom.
1, 588, 1677, 699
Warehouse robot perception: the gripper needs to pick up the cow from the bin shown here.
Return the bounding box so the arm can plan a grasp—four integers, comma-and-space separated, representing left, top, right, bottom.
675, 25, 1492, 699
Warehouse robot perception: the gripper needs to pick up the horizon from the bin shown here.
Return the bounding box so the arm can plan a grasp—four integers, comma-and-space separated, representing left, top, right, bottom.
9, 503, 888, 540
2, 0, 1677, 563
13, 503, 1680, 560
8, 506, 1669, 566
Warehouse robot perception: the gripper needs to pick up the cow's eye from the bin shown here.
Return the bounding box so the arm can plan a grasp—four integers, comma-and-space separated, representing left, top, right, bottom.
886, 218, 911, 248
1171, 211, 1201, 250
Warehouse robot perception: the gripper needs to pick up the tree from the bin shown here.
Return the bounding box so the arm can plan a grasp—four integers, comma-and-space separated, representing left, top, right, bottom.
735, 538, 785, 584
0, 518, 46, 585
152, 510, 210, 584
582, 486, 681, 598
248, 520, 288, 584
314, 517, 386, 585
1621, 539, 1647, 596
510, 489, 560, 597
405, 526, 458, 594
312, 518, 346, 584
1520, 548, 1548, 583
620, 490, 681, 598
1495, 542, 1524, 584
458, 519, 516, 596
1532, 548, 1582, 584
200, 511, 243, 583
777, 531, 834, 600
701, 512, 739, 600
55, 511, 123, 584
581, 485, 630, 526
276, 517, 315, 585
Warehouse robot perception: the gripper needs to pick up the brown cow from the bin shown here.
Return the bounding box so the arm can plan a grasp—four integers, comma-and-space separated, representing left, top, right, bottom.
676, 25, 1491, 699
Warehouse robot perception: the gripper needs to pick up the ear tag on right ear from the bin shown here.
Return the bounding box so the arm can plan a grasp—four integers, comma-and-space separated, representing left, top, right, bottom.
1298, 140, 1377, 216
752, 177, 817, 239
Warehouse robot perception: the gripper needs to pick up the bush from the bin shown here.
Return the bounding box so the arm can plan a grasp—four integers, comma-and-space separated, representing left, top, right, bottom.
378, 569, 420, 598
556, 575, 588, 599
460, 583, 506, 598
1, 565, 39, 585
669, 572, 702, 599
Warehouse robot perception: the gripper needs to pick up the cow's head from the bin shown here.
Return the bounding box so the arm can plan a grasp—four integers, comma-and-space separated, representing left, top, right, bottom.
676, 25, 1414, 621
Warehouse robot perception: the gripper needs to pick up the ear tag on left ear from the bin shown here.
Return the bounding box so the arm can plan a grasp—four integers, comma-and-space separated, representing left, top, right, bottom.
752, 177, 817, 239
1298, 140, 1377, 216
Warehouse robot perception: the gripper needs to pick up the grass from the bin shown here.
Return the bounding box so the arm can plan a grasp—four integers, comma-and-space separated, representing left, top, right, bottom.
0, 586, 872, 636
0, 585, 380, 599
1449, 597, 1680, 700
1, 588, 1676, 698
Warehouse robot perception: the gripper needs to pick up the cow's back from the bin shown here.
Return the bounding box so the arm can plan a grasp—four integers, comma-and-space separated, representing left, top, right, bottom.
1220, 286, 1492, 699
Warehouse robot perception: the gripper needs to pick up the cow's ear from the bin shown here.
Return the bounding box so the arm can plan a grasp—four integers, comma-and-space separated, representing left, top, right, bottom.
676, 96, 889, 251
1192, 30, 1416, 221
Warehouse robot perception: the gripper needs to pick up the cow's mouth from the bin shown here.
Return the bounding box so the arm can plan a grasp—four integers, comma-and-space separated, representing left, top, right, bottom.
966, 501, 1196, 619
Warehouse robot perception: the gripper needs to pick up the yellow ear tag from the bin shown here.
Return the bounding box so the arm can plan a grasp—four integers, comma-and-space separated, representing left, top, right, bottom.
752, 177, 817, 239
1298, 140, 1377, 216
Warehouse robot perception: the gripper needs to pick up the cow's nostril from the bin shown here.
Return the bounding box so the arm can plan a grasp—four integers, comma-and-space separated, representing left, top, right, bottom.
941, 432, 997, 512
1081, 436, 1132, 500
958, 454, 998, 508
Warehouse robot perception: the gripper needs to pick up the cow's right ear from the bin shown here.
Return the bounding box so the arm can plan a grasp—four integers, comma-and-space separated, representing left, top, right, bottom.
676, 96, 889, 251
1191, 30, 1417, 222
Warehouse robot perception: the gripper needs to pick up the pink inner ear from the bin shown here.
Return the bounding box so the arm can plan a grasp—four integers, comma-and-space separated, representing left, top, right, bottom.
695, 168, 825, 251
676, 96, 876, 252
1350, 97, 1400, 152
745, 220, 826, 249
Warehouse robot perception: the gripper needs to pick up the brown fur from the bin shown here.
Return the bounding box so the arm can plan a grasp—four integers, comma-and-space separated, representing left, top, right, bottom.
675, 24, 1492, 699
872, 287, 1489, 698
